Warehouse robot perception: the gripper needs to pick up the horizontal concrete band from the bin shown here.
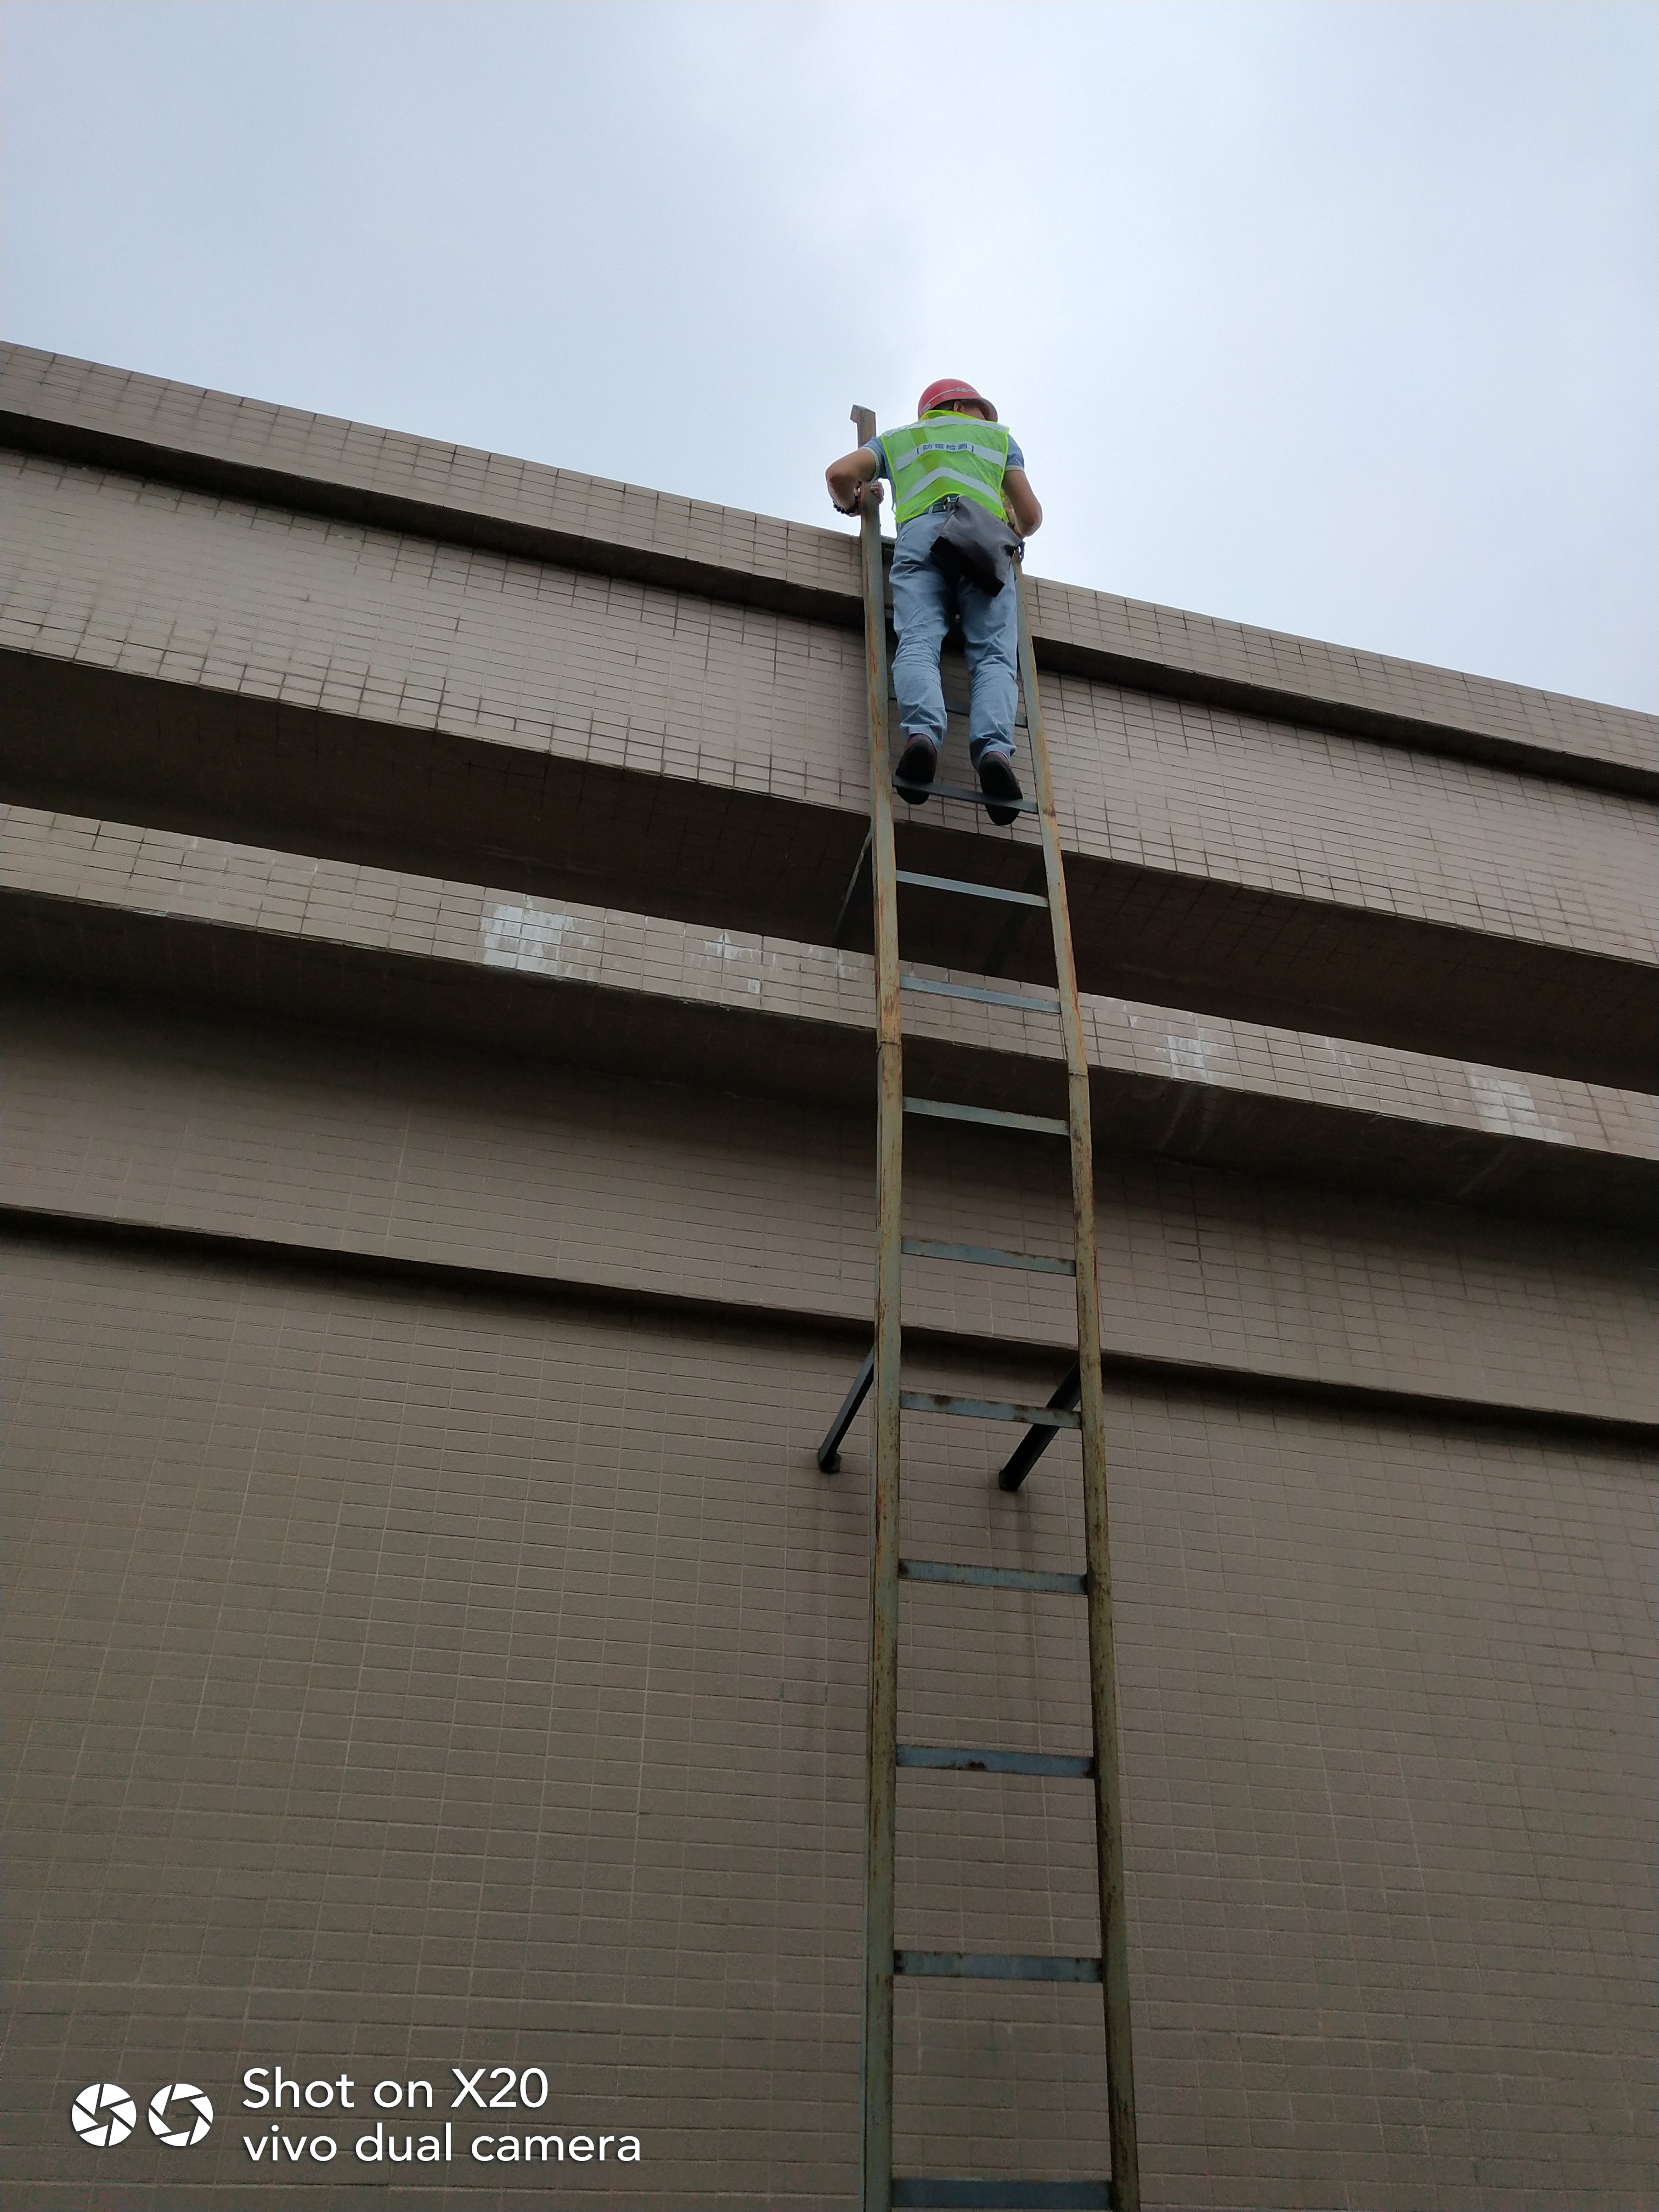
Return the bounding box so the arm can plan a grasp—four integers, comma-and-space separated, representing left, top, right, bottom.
4, 342, 1654, 795
10, 656, 1650, 1092
8, 1207, 1651, 1447
8, 436, 1654, 1088
5, 808, 1652, 1231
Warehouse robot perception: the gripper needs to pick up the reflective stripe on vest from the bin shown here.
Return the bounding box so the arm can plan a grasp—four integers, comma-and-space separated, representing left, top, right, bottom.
882, 412, 1012, 526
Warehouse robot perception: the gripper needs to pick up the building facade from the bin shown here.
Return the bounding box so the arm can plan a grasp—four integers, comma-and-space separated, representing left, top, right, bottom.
2, 342, 1654, 2211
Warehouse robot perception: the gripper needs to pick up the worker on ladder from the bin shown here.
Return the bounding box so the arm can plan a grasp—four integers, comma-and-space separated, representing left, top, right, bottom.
825, 379, 1043, 826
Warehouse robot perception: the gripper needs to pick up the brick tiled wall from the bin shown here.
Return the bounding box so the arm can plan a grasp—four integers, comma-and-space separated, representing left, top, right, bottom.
4, 996, 1653, 1426
5, 460, 1652, 969
4, 1241, 1652, 2209
8, 807, 1652, 1168
6, 342, 1654, 780
3, 356, 1654, 2212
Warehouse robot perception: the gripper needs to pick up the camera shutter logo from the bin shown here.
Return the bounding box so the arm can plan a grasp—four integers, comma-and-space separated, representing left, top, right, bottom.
71, 2084, 137, 2147
149, 2083, 214, 2146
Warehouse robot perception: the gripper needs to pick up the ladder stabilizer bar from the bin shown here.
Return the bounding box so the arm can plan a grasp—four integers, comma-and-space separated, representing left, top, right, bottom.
831, 830, 874, 948
997, 1362, 1083, 1491
817, 1346, 874, 1473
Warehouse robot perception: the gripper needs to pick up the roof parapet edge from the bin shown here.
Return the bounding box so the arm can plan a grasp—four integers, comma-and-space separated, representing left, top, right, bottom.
3, 342, 1655, 799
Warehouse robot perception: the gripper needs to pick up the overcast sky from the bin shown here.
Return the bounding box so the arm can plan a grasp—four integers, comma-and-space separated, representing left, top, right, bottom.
3, 0, 1654, 709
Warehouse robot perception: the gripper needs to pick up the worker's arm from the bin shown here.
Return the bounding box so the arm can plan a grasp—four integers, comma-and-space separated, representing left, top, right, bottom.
826, 444, 882, 517
1004, 469, 1042, 537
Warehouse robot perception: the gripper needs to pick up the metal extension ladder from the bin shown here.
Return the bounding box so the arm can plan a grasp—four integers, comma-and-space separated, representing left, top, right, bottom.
817, 407, 1140, 2212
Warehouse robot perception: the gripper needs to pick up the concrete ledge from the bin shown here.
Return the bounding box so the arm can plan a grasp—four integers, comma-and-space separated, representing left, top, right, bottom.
7, 657, 1652, 1090
4, 806, 1652, 1228
4, 341, 1654, 797
7, 1205, 1653, 1449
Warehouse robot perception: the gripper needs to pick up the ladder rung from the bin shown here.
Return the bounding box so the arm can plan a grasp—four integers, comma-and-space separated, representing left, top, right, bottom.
895, 869, 1047, 910
899, 1391, 1081, 1429
898, 1746, 1093, 1778
900, 1560, 1086, 1595
896, 779, 1040, 816
895, 1951, 1102, 1983
894, 2183, 1110, 2210
902, 975, 1059, 1013
905, 1098, 1069, 1138
901, 1237, 1074, 1277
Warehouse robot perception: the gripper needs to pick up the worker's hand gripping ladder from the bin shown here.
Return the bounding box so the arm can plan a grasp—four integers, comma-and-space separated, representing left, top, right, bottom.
817, 407, 1141, 2212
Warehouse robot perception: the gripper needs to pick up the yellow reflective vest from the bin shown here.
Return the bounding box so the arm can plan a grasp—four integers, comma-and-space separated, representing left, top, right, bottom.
881, 411, 1013, 526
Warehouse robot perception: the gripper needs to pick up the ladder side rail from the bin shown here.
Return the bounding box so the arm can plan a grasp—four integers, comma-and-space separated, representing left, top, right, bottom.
854, 403, 904, 2212
1013, 562, 1142, 2212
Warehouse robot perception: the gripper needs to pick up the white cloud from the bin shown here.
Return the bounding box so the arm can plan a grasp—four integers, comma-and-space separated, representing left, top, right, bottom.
3, 0, 1652, 707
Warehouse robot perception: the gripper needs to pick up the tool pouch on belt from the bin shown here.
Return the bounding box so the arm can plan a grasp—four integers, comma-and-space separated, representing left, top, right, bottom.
928, 496, 1022, 596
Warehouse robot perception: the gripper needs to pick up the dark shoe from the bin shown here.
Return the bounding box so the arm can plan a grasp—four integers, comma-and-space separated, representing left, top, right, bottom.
977, 749, 1023, 826
895, 736, 938, 803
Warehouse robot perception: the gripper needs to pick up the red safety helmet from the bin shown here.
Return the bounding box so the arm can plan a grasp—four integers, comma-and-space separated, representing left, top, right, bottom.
917, 377, 996, 421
